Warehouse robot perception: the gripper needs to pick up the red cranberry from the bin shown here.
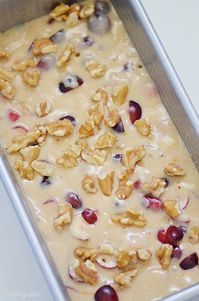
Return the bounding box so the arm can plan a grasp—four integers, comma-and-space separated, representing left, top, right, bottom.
144, 194, 162, 210
82, 208, 97, 224
41, 176, 52, 186
112, 119, 125, 133
59, 115, 76, 125
165, 225, 184, 247
180, 253, 198, 270
172, 246, 183, 259
8, 109, 20, 122
157, 229, 168, 244
95, 285, 118, 301
66, 192, 82, 209
129, 100, 142, 124
134, 180, 141, 189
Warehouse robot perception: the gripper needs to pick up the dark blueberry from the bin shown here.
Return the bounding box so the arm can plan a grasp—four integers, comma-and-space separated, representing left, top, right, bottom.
180, 253, 198, 270
88, 12, 111, 35
95, 0, 111, 14
50, 29, 65, 44
41, 176, 52, 186
59, 74, 84, 93
59, 82, 73, 93
129, 100, 142, 124
59, 115, 77, 125
112, 153, 123, 161
83, 36, 94, 47
112, 119, 125, 133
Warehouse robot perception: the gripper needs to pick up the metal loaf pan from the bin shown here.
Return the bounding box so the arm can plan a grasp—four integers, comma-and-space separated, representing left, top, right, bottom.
0, 0, 199, 300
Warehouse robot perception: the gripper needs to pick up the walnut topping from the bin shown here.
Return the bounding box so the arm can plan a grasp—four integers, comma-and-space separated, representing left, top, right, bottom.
163, 200, 181, 218
74, 247, 97, 262
32, 38, 57, 56
7, 130, 42, 153
15, 160, 35, 180
112, 209, 147, 228
12, 57, 37, 72
114, 269, 138, 288
56, 44, 75, 68
82, 175, 97, 194
98, 171, 114, 196
31, 160, 54, 177
98, 244, 115, 256
0, 48, 10, 59
0, 67, 13, 82
136, 249, 152, 263
67, 3, 81, 15
85, 60, 106, 78
141, 177, 167, 198
79, 119, 95, 138
75, 260, 98, 285
22, 68, 41, 87
95, 131, 116, 149
156, 244, 173, 269
88, 102, 104, 126
81, 147, 107, 166
66, 11, 79, 27
122, 146, 145, 173
91, 88, 108, 104
112, 84, 128, 105
57, 150, 78, 168
35, 101, 51, 117
135, 118, 152, 137
35, 125, 48, 146
47, 120, 73, 137
188, 226, 199, 244
53, 202, 73, 231
49, 3, 70, 21
0, 79, 16, 99
105, 108, 120, 128
20, 145, 40, 163
116, 249, 137, 269
79, 1, 94, 19
116, 172, 134, 200
164, 162, 186, 177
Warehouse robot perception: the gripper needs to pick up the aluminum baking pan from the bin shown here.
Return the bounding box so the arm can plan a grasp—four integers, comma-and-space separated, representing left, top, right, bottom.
0, 0, 199, 300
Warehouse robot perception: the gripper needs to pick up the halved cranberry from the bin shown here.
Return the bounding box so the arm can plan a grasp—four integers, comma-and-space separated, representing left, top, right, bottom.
8, 109, 20, 122
95, 285, 118, 301
180, 253, 198, 270
112, 153, 123, 161
50, 29, 65, 44
41, 176, 52, 186
172, 246, 183, 259
165, 225, 184, 247
37, 55, 56, 71
82, 208, 97, 224
83, 36, 94, 47
66, 192, 82, 209
129, 100, 142, 124
88, 13, 111, 35
112, 119, 124, 133
13, 124, 29, 132
157, 229, 168, 244
144, 194, 162, 211
134, 180, 141, 189
59, 115, 76, 125
59, 74, 83, 93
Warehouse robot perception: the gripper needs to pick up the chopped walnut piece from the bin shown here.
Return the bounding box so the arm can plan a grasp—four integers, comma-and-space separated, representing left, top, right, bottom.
112, 84, 128, 105
112, 209, 147, 228
0, 66, 13, 82
57, 150, 78, 168
32, 38, 57, 56
0, 79, 16, 99
47, 120, 73, 137
95, 131, 116, 149
35, 125, 48, 146
31, 160, 54, 177
7, 130, 42, 153
85, 60, 106, 78
91, 88, 108, 104
98, 244, 115, 256
164, 162, 186, 177
116, 249, 137, 269
116, 172, 134, 200
122, 146, 145, 173
35, 101, 51, 117
114, 269, 138, 288
82, 175, 97, 194
67, 3, 81, 15
0, 48, 10, 59
136, 249, 152, 263
188, 226, 199, 244
49, 3, 70, 21
56, 44, 75, 68
53, 202, 73, 231
98, 170, 114, 196
105, 108, 120, 128
75, 247, 97, 262
156, 244, 173, 269
135, 118, 152, 137
79, 1, 94, 19
22, 68, 41, 87
79, 119, 95, 138
75, 260, 98, 285
88, 102, 104, 126
15, 160, 35, 180
141, 177, 167, 198
66, 11, 79, 27
81, 147, 107, 166
12, 57, 37, 72
20, 145, 40, 163
163, 200, 181, 218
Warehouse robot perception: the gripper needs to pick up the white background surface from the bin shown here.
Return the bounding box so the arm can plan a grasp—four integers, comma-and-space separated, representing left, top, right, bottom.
1, 1, 199, 300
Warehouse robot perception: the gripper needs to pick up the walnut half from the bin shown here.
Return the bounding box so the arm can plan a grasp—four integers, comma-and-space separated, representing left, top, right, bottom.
53, 202, 73, 231
112, 209, 147, 228
75, 260, 98, 285
82, 175, 97, 194
98, 170, 114, 196
74, 247, 97, 262
114, 269, 138, 288
156, 244, 173, 269
164, 162, 186, 177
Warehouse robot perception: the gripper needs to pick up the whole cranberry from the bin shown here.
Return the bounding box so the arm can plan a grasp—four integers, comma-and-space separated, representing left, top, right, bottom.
165, 225, 184, 247
66, 192, 82, 209
95, 285, 119, 301
180, 253, 198, 270
82, 208, 97, 224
